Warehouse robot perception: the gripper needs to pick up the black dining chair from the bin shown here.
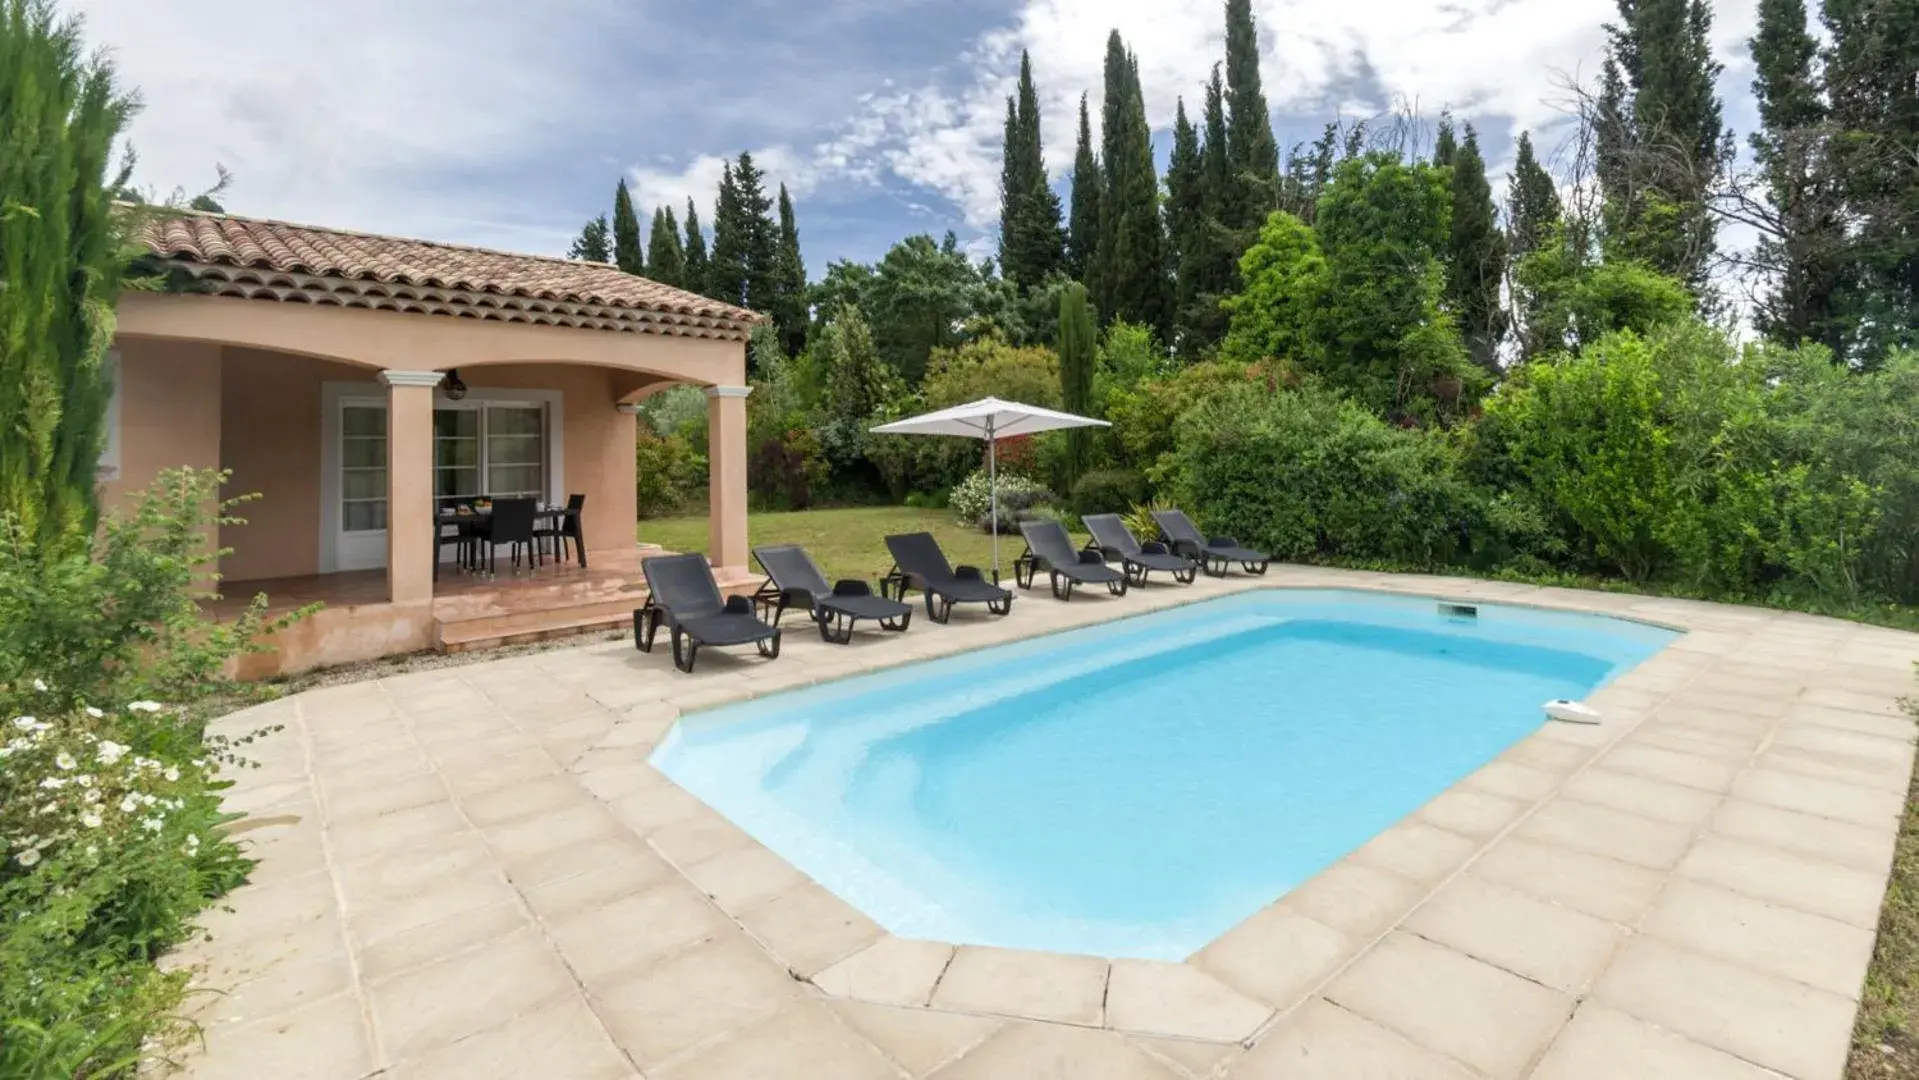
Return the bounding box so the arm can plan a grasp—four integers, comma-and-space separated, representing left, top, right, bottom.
433, 515, 474, 581
484, 498, 540, 572
535, 493, 587, 567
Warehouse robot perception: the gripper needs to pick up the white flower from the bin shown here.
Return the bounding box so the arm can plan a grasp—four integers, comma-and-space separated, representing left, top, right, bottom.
162, 766, 180, 783
31, 679, 46, 692
140, 793, 157, 807
184, 834, 200, 852
82, 788, 100, 804
83, 844, 97, 858
55, 752, 76, 771
118, 795, 138, 814
74, 774, 92, 787
16, 849, 39, 868
128, 701, 162, 714
84, 706, 103, 719
140, 816, 163, 833
95, 741, 127, 766
12, 717, 34, 731
80, 811, 102, 829
190, 758, 206, 768
37, 777, 66, 791
37, 802, 55, 815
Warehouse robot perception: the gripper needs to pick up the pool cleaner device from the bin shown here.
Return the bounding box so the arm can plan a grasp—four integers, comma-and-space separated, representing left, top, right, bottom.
1543, 699, 1602, 725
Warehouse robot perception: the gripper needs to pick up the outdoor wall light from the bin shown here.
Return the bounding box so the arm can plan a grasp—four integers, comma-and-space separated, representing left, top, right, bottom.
443, 369, 468, 400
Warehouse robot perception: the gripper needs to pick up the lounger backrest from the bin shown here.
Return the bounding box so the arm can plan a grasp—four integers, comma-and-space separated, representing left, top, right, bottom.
1151, 509, 1205, 546
884, 532, 954, 582
754, 544, 832, 597
1082, 514, 1141, 557
642, 553, 725, 619
1018, 520, 1080, 568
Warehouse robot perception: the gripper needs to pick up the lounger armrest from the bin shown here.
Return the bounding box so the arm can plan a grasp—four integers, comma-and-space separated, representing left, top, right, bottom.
1210, 534, 1240, 549
1141, 541, 1172, 556
831, 579, 873, 597
954, 565, 985, 582
779, 586, 818, 608
1167, 537, 1203, 559
724, 595, 755, 615
1075, 550, 1106, 566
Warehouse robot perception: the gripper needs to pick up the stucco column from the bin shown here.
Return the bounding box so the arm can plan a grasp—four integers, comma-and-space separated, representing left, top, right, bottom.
705, 384, 751, 576
381, 370, 442, 604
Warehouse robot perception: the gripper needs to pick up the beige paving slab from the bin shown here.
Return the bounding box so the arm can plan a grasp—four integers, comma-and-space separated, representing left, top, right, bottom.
654, 998, 905, 1080
1324, 932, 1572, 1079
1512, 797, 1696, 870
386, 992, 636, 1080
1709, 798, 1896, 874
518, 846, 677, 921
1469, 835, 1667, 924
1192, 903, 1352, 1012
1730, 765, 1906, 827
1131, 1035, 1242, 1080
590, 933, 801, 1068
829, 1000, 1004, 1078
929, 1020, 1183, 1080
1347, 821, 1479, 882
178, 992, 377, 1080
1402, 874, 1624, 994
736, 879, 886, 978
1231, 997, 1476, 1080
1531, 1002, 1780, 1080
357, 900, 531, 985
1276, 860, 1425, 940
546, 878, 734, 986
931, 946, 1109, 1026
1597, 742, 1740, 792
1414, 787, 1527, 839
1559, 766, 1724, 826
1786, 702, 1915, 740
646, 806, 757, 865
1594, 935, 1856, 1080
1645, 879, 1877, 999
1678, 834, 1891, 928
365, 927, 577, 1061
680, 840, 810, 913
1103, 959, 1273, 1042
812, 935, 956, 1007
1458, 758, 1560, 802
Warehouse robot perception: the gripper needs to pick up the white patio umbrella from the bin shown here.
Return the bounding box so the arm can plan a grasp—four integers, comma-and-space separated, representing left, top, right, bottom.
871, 397, 1110, 582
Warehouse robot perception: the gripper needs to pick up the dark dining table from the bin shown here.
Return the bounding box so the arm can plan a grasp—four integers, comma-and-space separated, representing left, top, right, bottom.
436, 503, 586, 570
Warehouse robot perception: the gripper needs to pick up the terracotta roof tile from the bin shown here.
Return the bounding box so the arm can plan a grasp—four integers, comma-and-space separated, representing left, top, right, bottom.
136, 209, 762, 329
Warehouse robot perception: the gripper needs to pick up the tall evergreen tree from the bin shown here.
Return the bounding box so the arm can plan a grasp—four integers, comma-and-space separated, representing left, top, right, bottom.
0, 0, 131, 551
1817, 0, 1919, 361
1222, 0, 1280, 237
682, 198, 711, 300
611, 178, 644, 275
1066, 93, 1102, 282
1178, 66, 1237, 352
1748, 0, 1841, 352
1432, 113, 1457, 169
732, 152, 780, 311
1505, 132, 1562, 263
771, 184, 809, 356
998, 50, 1067, 290
1166, 98, 1208, 354
646, 206, 684, 287
1597, 0, 1730, 289
567, 214, 611, 262
1057, 282, 1097, 481
706, 162, 743, 304
1093, 33, 1171, 336
1443, 126, 1509, 374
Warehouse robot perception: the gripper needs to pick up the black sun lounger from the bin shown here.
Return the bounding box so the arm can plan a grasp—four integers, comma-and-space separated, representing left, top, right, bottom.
636, 553, 781, 673
1151, 509, 1272, 577
1081, 513, 1197, 587
880, 532, 1014, 624
1015, 520, 1128, 600
752, 544, 913, 644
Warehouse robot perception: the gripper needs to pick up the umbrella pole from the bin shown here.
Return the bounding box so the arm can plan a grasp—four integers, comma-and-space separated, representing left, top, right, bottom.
988, 420, 999, 584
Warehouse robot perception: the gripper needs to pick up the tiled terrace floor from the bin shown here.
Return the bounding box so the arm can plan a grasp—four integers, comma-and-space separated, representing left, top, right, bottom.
171, 567, 1919, 1079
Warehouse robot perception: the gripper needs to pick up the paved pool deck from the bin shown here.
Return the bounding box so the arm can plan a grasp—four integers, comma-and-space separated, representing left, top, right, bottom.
171, 566, 1918, 1080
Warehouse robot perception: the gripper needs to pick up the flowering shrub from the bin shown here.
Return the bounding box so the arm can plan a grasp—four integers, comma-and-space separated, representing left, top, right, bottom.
949, 470, 1056, 534
0, 468, 290, 1078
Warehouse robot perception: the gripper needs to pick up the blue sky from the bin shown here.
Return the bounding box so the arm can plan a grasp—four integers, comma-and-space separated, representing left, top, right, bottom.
71, 0, 1767, 275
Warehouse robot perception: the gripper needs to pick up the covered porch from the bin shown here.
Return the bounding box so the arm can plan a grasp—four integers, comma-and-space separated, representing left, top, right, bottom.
105, 210, 762, 677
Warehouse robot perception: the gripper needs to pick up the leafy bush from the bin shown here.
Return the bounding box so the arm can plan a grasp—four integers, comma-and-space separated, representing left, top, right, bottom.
1170, 380, 1478, 567
750, 428, 830, 511
1070, 469, 1147, 515
0, 468, 289, 1077
1106, 360, 1272, 489
949, 470, 1054, 534
635, 424, 706, 518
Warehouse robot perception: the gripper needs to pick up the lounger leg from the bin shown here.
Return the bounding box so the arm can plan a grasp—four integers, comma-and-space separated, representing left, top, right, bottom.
671, 630, 698, 673
1051, 573, 1071, 601
1204, 554, 1229, 577
882, 610, 911, 632
1109, 577, 1127, 596
1246, 560, 1270, 575
1175, 565, 1197, 585
987, 595, 1012, 616
929, 594, 953, 624
634, 608, 660, 652
758, 630, 782, 660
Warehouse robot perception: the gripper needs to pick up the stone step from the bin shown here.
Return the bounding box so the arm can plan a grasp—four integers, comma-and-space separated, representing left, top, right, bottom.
435, 595, 643, 651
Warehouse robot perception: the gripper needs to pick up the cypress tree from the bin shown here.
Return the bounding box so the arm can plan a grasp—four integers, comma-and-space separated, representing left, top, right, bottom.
1167, 98, 1206, 354
1432, 114, 1457, 169
567, 214, 611, 262
1066, 93, 1102, 283
682, 198, 711, 300
646, 206, 684, 287
0, 0, 132, 550
771, 184, 809, 356
1094, 34, 1171, 336
731, 152, 779, 311
1506, 132, 1562, 262
706, 162, 747, 305
1092, 32, 1130, 315
998, 50, 1066, 290
1444, 126, 1509, 375
1749, 0, 1841, 352
1223, 0, 1279, 237
611, 178, 644, 275
1057, 282, 1097, 482
1598, 0, 1729, 288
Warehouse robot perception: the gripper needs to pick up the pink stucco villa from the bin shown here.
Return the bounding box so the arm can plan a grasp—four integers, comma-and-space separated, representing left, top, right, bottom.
103, 209, 760, 678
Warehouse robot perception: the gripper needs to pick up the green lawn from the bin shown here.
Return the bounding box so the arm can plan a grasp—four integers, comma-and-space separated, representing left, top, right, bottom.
639, 505, 1082, 584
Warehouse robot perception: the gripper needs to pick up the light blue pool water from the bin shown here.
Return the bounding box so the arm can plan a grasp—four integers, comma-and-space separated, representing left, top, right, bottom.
650, 590, 1676, 960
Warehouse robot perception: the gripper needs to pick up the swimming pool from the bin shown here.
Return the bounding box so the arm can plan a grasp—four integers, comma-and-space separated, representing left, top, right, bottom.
650, 589, 1676, 960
